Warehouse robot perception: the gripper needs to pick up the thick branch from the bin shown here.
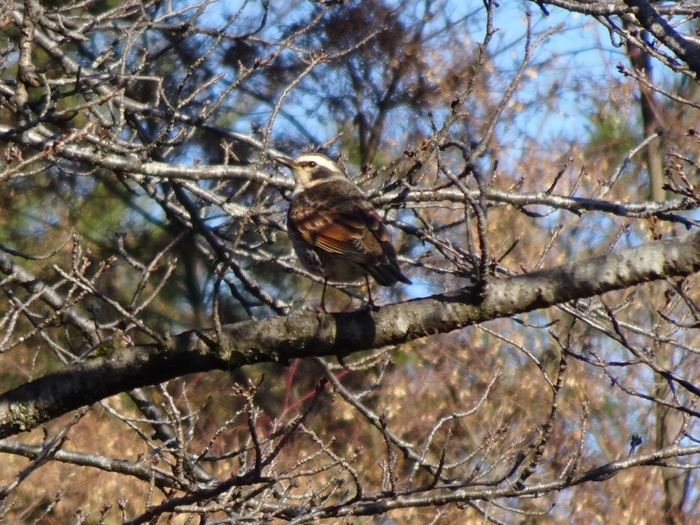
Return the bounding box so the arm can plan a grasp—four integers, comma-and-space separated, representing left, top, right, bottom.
1, 231, 699, 438
624, 0, 700, 77
2, 125, 696, 222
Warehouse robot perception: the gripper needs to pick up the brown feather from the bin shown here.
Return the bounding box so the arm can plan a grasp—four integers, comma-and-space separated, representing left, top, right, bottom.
283, 154, 411, 294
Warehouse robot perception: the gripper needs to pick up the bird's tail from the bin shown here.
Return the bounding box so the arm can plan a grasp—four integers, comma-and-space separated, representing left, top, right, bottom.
368, 264, 412, 286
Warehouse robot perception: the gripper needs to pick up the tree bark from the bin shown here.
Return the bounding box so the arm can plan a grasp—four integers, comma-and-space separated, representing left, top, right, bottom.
1, 231, 700, 439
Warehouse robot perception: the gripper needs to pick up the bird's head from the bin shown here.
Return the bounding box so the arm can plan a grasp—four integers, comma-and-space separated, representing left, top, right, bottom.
273, 153, 348, 191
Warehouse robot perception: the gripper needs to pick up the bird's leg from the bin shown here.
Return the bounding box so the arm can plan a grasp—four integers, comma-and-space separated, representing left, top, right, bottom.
365, 275, 377, 310
320, 278, 329, 313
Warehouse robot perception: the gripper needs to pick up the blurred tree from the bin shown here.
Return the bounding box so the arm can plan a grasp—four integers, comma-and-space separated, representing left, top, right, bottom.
1, 0, 700, 523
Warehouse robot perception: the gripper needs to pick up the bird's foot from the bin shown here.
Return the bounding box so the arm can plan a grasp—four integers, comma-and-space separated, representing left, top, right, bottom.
362, 300, 380, 312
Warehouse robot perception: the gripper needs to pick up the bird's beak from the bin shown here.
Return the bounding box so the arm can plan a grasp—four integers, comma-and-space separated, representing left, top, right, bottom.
271, 154, 294, 169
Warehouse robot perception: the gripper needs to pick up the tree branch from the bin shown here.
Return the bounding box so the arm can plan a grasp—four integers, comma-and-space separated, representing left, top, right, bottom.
624, 0, 700, 77
1, 231, 699, 439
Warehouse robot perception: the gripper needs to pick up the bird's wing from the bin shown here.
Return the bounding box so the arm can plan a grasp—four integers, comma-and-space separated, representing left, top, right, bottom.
289, 181, 412, 285
290, 195, 390, 266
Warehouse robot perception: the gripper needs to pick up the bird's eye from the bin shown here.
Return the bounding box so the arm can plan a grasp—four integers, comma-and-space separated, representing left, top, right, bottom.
308, 161, 317, 168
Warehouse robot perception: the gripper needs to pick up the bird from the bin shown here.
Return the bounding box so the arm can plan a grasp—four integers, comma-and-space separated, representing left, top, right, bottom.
274, 152, 411, 312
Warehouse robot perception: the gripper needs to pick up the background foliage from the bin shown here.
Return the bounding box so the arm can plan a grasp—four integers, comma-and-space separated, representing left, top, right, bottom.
1, 0, 700, 523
